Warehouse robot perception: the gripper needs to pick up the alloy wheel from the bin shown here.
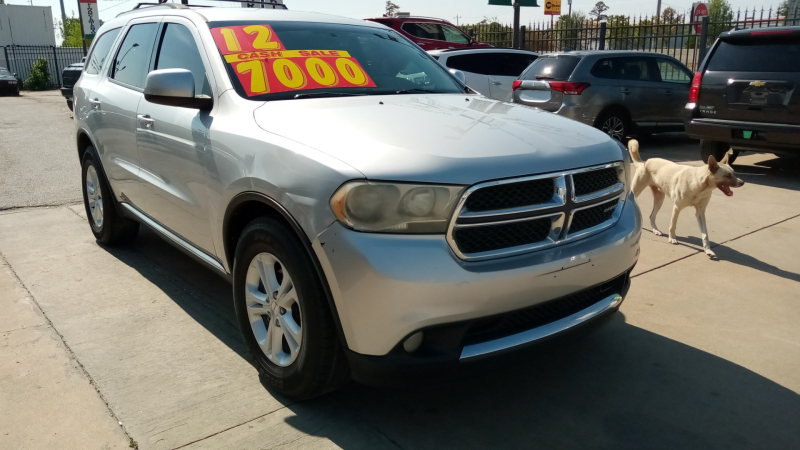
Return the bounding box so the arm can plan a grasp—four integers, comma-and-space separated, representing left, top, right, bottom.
245, 252, 303, 367
86, 165, 104, 229
601, 116, 625, 141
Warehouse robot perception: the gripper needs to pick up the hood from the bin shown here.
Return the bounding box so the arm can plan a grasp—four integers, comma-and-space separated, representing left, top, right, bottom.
254, 94, 624, 185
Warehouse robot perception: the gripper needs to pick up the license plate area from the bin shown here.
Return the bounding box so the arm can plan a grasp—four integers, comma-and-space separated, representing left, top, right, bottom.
727, 79, 794, 108
732, 129, 765, 140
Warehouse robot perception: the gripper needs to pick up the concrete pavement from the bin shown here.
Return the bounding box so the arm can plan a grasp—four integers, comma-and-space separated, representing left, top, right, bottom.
1, 92, 799, 449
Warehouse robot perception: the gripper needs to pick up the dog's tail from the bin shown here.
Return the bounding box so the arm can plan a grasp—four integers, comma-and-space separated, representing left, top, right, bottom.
628, 139, 643, 163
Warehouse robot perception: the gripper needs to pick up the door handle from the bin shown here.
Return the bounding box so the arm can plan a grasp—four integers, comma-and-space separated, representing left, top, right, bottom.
137, 114, 154, 129
89, 98, 101, 110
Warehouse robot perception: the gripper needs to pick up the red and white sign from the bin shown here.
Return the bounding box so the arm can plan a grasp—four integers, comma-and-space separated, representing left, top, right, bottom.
78, 0, 98, 39
692, 2, 709, 34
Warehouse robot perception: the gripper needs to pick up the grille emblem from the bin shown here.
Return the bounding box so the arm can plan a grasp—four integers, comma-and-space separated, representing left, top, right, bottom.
749, 80, 766, 87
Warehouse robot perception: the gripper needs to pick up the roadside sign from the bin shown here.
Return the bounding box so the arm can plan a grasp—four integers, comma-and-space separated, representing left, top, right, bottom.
78, 0, 98, 39
544, 0, 561, 15
488, 0, 540, 6
692, 2, 709, 34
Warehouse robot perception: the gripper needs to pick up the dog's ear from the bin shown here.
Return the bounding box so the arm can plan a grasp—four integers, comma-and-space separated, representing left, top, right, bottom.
708, 155, 719, 173
720, 151, 730, 165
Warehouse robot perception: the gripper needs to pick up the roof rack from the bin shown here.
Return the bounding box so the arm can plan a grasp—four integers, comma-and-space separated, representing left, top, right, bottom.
123, 0, 287, 16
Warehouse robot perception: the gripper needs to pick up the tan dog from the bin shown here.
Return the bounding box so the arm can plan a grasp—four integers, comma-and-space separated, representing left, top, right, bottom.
629, 140, 745, 258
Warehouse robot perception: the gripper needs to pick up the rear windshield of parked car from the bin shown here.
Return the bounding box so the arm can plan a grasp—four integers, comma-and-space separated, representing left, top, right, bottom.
521, 56, 580, 81
707, 38, 800, 72
208, 21, 465, 100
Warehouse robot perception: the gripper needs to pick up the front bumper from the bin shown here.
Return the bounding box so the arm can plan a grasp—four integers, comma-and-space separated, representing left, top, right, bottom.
313, 191, 641, 369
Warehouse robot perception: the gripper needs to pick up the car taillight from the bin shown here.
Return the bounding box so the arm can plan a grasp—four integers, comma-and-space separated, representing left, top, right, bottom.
689, 72, 703, 103
549, 81, 590, 95
512, 80, 522, 91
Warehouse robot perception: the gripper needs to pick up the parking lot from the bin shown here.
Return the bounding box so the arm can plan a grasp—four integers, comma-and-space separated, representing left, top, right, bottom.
2, 91, 800, 449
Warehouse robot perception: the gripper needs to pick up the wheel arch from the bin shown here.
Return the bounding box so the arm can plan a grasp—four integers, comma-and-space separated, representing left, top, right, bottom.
76, 129, 95, 163
222, 192, 349, 347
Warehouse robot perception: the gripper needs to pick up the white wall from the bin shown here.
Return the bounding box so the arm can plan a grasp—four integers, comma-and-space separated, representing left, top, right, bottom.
0, 4, 57, 47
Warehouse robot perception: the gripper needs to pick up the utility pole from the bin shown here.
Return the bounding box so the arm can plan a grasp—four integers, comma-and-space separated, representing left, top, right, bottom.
59, 0, 67, 34
454, 15, 460, 26
656, 0, 662, 18
512, 1, 520, 48
568, 0, 572, 15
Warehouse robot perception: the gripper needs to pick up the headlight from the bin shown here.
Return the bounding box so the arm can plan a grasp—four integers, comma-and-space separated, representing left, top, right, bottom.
330, 181, 464, 233
9, 80, 16, 84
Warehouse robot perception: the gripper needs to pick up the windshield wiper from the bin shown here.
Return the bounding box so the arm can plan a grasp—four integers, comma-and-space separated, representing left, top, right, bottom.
294, 92, 366, 99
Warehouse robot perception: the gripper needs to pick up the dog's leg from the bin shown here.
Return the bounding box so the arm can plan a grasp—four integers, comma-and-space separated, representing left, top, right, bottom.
649, 186, 666, 236
668, 204, 682, 244
695, 201, 715, 258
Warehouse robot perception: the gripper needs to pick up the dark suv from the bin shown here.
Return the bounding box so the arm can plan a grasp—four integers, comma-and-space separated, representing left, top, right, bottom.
685, 27, 800, 163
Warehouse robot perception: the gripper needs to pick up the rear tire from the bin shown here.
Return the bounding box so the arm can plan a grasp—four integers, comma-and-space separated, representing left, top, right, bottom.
596, 110, 630, 142
81, 147, 139, 245
232, 217, 348, 399
700, 140, 737, 164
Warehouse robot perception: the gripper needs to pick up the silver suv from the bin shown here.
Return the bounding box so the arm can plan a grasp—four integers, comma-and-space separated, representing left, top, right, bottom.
513, 51, 693, 141
74, 6, 641, 398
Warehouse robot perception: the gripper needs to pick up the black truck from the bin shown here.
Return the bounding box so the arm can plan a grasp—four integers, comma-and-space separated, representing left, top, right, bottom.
61, 61, 84, 111
685, 26, 800, 164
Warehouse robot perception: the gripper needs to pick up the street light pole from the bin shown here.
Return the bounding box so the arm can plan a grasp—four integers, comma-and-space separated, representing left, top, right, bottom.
513, 1, 520, 48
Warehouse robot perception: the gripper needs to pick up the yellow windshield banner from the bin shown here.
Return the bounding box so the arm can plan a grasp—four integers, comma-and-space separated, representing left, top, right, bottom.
224, 50, 352, 63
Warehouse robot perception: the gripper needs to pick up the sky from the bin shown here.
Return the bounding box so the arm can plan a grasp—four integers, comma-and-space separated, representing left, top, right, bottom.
4, 0, 781, 42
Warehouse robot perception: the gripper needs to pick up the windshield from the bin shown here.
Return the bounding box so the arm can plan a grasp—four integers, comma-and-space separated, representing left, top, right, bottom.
209, 21, 466, 100
520, 56, 580, 81
0, 69, 12, 77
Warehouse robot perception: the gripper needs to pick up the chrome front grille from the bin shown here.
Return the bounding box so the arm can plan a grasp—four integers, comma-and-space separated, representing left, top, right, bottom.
447, 162, 626, 261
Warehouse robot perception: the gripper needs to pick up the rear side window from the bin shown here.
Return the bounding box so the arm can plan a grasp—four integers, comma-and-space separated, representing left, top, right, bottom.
619, 58, 653, 81
86, 28, 121, 75
111, 23, 159, 89
402, 22, 445, 41
520, 56, 580, 81
707, 39, 800, 72
155, 23, 212, 96
590, 58, 618, 79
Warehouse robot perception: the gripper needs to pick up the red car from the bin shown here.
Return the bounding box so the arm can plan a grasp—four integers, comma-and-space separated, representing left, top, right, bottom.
365, 16, 493, 51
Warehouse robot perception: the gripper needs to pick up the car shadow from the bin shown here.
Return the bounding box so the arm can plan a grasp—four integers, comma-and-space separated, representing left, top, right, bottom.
103, 227, 800, 449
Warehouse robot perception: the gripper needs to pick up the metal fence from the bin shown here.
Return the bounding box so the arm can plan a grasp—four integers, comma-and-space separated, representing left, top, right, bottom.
466, 6, 797, 71
2, 45, 85, 89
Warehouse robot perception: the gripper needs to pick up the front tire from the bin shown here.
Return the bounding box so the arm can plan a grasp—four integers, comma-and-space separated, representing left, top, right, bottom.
232, 217, 348, 399
81, 148, 139, 245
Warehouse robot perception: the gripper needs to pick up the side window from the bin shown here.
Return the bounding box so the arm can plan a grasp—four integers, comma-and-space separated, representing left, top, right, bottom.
495, 53, 538, 77
111, 23, 159, 89
441, 25, 470, 44
657, 59, 691, 84
155, 23, 211, 96
590, 58, 618, 79
446, 54, 493, 75
619, 58, 652, 82
402, 22, 445, 40
85, 28, 121, 75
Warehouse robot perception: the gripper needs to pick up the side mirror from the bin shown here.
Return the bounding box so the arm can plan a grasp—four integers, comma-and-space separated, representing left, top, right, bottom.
144, 69, 212, 110
449, 69, 466, 84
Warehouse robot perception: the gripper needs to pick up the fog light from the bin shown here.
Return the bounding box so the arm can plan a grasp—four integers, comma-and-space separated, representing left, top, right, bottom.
403, 332, 423, 353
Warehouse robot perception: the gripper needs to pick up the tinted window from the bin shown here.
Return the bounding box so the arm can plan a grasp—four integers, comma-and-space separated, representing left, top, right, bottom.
590, 58, 619, 79
111, 23, 158, 89
0, 68, 12, 77
619, 58, 652, 81
441, 25, 469, 44
448, 53, 536, 77
657, 59, 691, 84
155, 23, 211, 96
521, 56, 580, 81
447, 54, 492, 74
402, 22, 445, 40
86, 28, 121, 75
707, 39, 800, 72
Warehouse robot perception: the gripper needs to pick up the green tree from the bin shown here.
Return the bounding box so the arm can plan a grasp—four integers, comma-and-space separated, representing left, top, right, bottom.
707, 0, 734, 39
590, 1, 610, 20
25, 58, 53, 91
555, 12, 588, 50
57, 14, 83, 47
385, 1, 400, 17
